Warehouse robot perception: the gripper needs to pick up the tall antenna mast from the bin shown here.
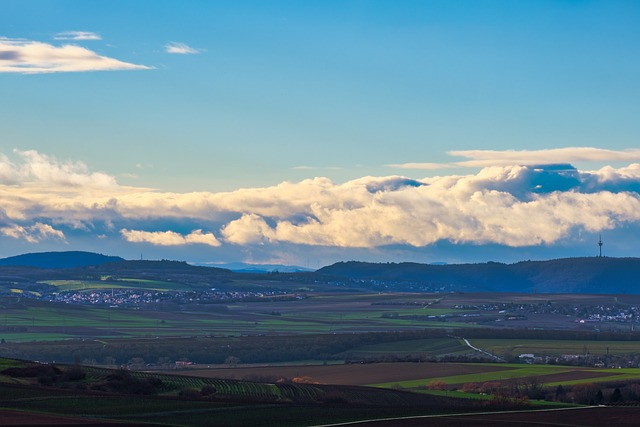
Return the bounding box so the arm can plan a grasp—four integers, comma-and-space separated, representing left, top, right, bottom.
598, 234, 603, 258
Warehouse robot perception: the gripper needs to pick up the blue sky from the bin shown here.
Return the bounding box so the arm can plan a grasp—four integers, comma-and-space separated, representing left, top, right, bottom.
1, 1, 640, 267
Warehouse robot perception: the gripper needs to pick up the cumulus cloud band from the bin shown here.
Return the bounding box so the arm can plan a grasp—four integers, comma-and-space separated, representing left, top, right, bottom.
2, 148, 640, 251
121, 229, 221, 247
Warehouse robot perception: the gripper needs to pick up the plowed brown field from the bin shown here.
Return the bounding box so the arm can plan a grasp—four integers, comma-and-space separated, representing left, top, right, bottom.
182, 362, 510, 385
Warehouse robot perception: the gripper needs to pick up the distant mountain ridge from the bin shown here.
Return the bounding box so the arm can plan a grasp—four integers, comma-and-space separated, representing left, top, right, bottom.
0, 251, 124, 269
191, 262, 313, 273
317, 257, 640, 294
3, 251, 640, 293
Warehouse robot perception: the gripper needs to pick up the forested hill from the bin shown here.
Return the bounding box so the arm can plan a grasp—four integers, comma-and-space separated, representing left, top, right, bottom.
316, 257, 640, 294
0, 251, 124, 269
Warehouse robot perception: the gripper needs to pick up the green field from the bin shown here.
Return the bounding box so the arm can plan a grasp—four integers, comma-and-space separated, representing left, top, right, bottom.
345, 337, 471, 358
373, 363, 640, 389
468, 338, 640, 357
42, 278, 192, 291
0, 293, 478, 342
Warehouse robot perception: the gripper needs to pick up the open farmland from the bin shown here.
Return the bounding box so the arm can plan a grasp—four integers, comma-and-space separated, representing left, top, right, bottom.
181, 362, 509, 386
370, 363, 640, 389
0, 357, 525, 427
177, 361, 640, 391
5, 290, 636, 344
0, 293, 479, 343
42, 278, 194, 292
6, 290, 639, 344
467, 338, 640, 358
3, 290, 640, 367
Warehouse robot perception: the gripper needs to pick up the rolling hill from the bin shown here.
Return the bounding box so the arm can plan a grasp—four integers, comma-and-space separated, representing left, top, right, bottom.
317, 257, 640, 294
2, 251, 640, 294
0, 251, 124, 269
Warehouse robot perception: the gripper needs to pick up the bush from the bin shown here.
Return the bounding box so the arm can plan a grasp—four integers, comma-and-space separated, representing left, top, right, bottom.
2, 365, 61, 378
178, 388, 201, 398
201, 385, 216, 396
91, 369, 160, 395
63, 366, 86, 381
426, 380, 447, 390
572, 383, 600, 405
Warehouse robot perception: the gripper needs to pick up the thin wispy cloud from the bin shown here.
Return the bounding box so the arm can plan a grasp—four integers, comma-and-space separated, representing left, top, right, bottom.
390, 147, 640, 169
293, 166, 343, 171
164, 42, 203, 54
0, 37, 151, 74
451, 148, 640, 167
388, 162, 452, 170
53, 31, 101, 41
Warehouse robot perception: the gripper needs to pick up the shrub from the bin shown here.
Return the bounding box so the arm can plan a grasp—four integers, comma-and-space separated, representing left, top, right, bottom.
426, 380, 447, 390
63, 366, 86, 381
178, 388, 201, 398
572, 383, 600, 405
201, 385, 216, 396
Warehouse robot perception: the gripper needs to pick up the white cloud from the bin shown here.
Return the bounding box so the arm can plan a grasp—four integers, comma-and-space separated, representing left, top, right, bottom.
388, 162, 454, 170
121, 229, 221, 247
391, 147, 640, 169
164, 42, 203, 55
3, 148, 640, 251
0, 149, 117, 187
54, 31, 102, 41
0, 37, 151, 73
450, 147, 640, 167
1, 222, 65, 243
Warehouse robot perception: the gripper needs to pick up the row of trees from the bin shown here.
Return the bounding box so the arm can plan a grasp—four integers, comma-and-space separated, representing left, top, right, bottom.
430, 377, 640, 405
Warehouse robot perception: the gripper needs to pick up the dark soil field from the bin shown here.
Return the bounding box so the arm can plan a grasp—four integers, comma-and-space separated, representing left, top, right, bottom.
0, 409, 164, 426
327, 407, 640, 426
181, 362, 510, 385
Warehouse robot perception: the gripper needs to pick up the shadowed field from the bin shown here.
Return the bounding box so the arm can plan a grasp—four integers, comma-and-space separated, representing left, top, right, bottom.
328, 407, 640, 426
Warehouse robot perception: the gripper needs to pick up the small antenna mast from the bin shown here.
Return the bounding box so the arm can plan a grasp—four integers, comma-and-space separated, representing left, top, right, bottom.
598, 234, 603, 258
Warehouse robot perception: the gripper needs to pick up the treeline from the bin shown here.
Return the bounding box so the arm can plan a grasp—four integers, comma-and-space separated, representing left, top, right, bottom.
2, 328, 640, 366
456, 378, 640, 406
0, 330, 453, 365
460, 327, 640, 342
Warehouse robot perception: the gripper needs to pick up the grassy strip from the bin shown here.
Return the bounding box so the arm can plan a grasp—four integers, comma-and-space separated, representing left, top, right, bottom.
469, 338, 640, 356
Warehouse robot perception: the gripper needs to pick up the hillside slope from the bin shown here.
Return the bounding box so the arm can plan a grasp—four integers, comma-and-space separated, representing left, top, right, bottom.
317, 257, 640, 294
0, 251, 124, 269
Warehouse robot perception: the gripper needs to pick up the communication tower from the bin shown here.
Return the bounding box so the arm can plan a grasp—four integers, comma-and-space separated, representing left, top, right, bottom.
598, 234, 603, 258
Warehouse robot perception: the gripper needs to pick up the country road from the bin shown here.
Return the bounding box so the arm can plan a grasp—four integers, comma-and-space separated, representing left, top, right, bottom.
462, 337, 505, 362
